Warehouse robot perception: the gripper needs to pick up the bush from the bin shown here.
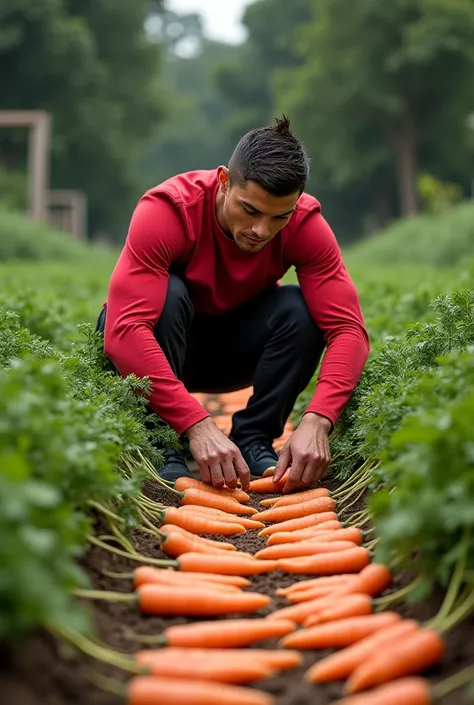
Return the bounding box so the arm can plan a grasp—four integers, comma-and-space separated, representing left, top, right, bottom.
0, 207, 111, 261
347, 201, 474, 268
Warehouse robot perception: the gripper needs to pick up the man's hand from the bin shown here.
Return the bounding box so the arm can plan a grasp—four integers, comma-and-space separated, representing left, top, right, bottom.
273, 413, 332, 493
186, 417, 251, 490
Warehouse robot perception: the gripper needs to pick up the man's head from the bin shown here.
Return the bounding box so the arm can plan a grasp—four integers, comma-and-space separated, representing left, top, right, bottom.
216, 115, 310, 253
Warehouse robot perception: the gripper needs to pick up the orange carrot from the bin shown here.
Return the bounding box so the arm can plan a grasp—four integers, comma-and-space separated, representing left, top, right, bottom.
255, 496, 336, 523
266, 522, 343, 545
160, 528, 237, 558
127, 675, 275, 705
306, 619, 420, 683
137, 583, 270, 616
267, 593, 350, 624
278, 546, 371, 574
276, 575, 355, 597
177, 552, 278, 575
180, 489, 257, 515
272, 488, 331, 507
179, 505, 265, 530
309, 527, 364, 545
258, 512, 338, 537
303, 594, 373, 626
162, 507, 246, 535
132, 566, 249, 589
158, 618, 297, 648
256, 540, 357, 561
345, 628, 445, 694
354, 563, 393, 596
175, 477, 250, 503
136, 648, 275, 683
163, 524, 237, 551
136, 647, 302, 678
288, 584, 356, 603
286, 563, 392, 601
280, 612, 401, 650
259, 497, 281, 507
248, 474, 289, 493
331, 678, 432, 705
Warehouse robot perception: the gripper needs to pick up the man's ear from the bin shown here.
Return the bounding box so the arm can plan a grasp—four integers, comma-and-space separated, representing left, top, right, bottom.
217, 166, 229, 194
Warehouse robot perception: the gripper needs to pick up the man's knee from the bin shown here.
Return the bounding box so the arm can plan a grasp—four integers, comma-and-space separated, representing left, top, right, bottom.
154, 275, 194, 335
273, 285, 324, 346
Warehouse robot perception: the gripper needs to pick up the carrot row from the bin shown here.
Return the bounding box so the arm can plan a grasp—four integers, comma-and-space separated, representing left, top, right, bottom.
89, 471, 450, 705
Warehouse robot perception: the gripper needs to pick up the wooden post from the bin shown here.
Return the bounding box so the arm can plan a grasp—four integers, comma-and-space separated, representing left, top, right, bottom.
0, 110, 52, 223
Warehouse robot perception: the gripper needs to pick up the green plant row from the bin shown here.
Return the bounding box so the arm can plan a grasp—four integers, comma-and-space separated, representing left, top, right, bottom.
0, 306, 179, 642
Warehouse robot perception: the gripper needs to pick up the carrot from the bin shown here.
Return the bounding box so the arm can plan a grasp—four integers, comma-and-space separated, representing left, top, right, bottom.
162, 524, 237, 551
177, 552, 278, 575
137, 583, 270, 616
179, 505, 265, 530
278, 546, 371, 574
136, 647, 302, 682
160, 528, 238, 558
306, 619, 420, 683
309, 527, 364, 545
157, 618, 297, 648
303, 594, 373, 627
175, 477, 250, 503
259, 497, 281, 507
255, 496, 336, 523
132, 566, 249, 589
266, 522, 344, 545
248, 474, 289, 493
136, 649, 275, 683
258, 512, 338, 536
354, 563, 393, 596
345, 628, 445, 694
288, 583, 357, 603
276, 575, 355, 597
267, 591, 355, 624
330, 678, 432, 705
162, 507, 246, 535
127, 675, 275, 705
280, 612, 401, 650
272, 488, 331, 507
256, 540, 357, 561
180, 489, 257, 515
287, 563, 393, 601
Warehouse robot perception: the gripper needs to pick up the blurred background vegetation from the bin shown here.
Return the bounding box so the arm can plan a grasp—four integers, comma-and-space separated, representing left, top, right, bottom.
1, 0, 473, 249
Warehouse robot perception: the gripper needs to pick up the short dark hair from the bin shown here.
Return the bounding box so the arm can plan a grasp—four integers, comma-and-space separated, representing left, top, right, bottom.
228, 115, 310, 196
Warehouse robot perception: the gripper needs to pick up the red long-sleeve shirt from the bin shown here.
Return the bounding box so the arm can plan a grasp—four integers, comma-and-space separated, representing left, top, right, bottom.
104, 169, 370, 436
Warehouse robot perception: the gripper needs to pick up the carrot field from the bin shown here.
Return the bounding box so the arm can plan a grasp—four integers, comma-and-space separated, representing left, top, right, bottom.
1, 210, 474, 704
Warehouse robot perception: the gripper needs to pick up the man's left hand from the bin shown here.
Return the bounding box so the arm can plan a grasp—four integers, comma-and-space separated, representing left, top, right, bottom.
273, 413, 332, 493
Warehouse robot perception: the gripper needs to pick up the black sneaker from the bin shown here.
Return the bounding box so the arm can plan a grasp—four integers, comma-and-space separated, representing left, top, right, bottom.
239, 440, 279, 477
158, 448, 193, 483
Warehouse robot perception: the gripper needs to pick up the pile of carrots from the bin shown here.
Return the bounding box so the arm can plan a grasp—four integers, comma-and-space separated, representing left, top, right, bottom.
76, 471, 455, 705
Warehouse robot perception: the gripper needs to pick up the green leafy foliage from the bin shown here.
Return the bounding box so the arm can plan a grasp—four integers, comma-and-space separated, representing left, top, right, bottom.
0, 277, 178, 641
371, 362, 474, 589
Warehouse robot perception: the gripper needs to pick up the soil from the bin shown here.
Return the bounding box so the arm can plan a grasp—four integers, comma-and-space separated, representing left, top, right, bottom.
1, 480, 474, 705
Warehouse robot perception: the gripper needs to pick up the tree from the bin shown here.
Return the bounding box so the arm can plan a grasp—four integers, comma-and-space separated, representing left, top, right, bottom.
0, 0, 164, 239
140, 11, 240, 188
280, 0, 474, 218
214, 0, 313, 140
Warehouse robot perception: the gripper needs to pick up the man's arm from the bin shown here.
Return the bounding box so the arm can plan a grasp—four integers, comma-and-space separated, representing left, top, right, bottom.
104, 193, 250, 490
273, 211, 370, 491
104, 193, 211, 435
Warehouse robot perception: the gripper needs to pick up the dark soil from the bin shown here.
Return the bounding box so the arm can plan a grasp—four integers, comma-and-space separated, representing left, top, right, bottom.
1, 481, 473, 705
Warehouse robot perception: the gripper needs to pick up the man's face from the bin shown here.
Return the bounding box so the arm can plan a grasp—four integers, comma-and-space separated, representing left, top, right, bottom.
218, 167, 300, 253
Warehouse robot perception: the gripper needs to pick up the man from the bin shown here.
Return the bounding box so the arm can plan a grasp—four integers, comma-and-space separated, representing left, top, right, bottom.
98, 116, 370, 493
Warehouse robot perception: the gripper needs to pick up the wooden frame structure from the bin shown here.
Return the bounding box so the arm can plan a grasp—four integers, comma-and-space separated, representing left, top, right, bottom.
0, 110, 51, 223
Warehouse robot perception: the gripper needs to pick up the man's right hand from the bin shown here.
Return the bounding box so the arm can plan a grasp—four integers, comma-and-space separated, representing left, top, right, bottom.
186, 417, 251, 491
